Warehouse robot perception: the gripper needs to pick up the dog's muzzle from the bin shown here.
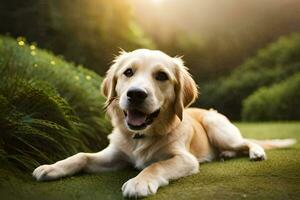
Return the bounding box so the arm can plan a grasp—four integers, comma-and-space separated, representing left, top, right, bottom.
124, 108, 160, 130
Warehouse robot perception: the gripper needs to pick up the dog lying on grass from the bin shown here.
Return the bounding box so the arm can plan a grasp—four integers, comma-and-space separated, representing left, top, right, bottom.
33, 49, 296, 198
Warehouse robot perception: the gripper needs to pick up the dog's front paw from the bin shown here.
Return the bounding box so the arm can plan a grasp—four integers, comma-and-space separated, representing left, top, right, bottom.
32, 164, 65, 181
249, 145, 267, 161
122, 176, 168, 198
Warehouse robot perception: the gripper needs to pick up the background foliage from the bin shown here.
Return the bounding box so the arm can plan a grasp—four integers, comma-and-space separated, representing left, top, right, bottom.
242, 72, 300, 121
0, 0, 154, 75
0, 36, 109, 170
132, 0, 300, 82
1, 0, 300, 120
199, 33, 300, 119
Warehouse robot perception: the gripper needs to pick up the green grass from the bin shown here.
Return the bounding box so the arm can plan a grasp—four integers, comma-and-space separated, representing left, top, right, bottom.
0, 122, 299, 200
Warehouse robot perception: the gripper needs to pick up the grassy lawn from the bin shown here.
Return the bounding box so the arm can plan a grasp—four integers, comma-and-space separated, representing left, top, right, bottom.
0, 122, 299, 200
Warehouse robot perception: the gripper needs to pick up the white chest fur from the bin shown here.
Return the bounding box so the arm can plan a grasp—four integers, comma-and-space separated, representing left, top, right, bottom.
130, 138, 170, 170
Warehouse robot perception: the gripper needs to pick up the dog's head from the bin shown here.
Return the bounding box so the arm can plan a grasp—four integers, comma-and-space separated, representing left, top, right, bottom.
101, 49, 198, 134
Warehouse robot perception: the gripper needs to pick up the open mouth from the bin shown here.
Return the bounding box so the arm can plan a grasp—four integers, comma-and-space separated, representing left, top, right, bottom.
124, 108, 160, 130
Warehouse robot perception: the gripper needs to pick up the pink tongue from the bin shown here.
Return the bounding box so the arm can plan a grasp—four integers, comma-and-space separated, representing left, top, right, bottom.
126, 110, 147, 126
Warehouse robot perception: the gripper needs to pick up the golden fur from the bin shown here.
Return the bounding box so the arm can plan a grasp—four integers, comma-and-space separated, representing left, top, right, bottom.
33, 49, 296, 198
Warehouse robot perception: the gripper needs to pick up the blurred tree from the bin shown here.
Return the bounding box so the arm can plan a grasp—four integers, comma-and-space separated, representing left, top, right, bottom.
131, 0, 300, 82
0, 0, 154, 75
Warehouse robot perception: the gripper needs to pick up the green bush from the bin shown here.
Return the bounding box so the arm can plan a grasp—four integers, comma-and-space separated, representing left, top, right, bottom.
200, 33, 300, 120
0, 36, 110, 171
242, 72, 300, 121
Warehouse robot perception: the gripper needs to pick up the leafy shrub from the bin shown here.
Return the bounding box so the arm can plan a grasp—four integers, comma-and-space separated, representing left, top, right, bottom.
200, 33, 300, 120
242, 72, 300, 121
0, 36, 110, 170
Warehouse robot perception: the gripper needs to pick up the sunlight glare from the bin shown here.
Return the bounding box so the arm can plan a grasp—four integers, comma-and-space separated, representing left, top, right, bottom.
151, 0, 163, 4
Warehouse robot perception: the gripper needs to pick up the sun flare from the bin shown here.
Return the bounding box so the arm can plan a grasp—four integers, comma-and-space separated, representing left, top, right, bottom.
151, 0, 163, 4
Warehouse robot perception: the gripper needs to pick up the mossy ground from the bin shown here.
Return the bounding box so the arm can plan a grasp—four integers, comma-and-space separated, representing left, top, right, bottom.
1, 122, 299, 200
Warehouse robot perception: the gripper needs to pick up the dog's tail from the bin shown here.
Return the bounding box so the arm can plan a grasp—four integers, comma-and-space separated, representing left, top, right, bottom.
245, 138, 297, 150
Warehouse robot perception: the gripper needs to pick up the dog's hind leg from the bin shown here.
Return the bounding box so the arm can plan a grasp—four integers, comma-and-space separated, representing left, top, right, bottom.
202, 110, 266, 161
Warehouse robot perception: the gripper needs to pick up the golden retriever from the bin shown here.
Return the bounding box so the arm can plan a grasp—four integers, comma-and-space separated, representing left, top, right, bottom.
33, 49, 296, 198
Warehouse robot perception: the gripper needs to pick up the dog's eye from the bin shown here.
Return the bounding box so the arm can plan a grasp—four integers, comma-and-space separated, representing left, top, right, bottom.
124, 68, 134, 77
155, 71, 169, 81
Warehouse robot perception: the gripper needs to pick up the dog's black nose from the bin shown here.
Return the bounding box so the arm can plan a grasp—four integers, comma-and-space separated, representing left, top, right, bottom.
127, 88, 148, 103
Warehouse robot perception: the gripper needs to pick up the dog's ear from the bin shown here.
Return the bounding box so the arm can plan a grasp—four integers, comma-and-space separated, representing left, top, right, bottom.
101, 65, 117, 108
101, 50, 128, 108
173, 57, 198, 120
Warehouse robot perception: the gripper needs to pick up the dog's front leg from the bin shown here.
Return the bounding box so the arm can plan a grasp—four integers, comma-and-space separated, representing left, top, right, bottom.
122, 152, 199, 198
33, 144, 128, 181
